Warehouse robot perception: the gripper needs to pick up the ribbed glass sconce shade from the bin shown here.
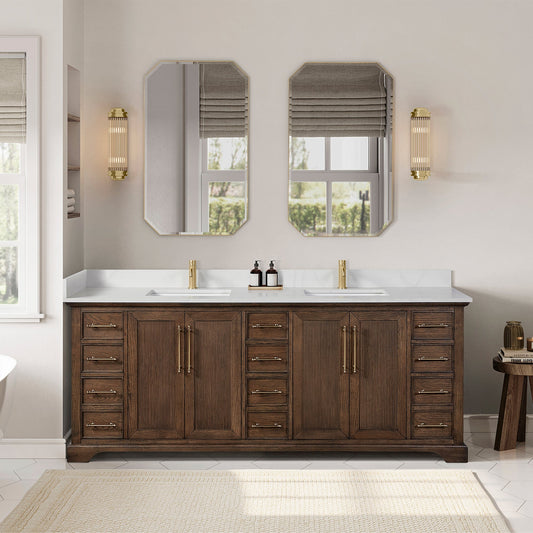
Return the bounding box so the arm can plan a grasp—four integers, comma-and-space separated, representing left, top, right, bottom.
410, 107, 430, 180
108, 108, 128, 180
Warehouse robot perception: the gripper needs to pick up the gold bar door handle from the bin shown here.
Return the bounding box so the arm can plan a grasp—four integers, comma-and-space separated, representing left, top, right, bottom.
251, 323, 283, 329
416, 356, 449, 361
342, 326, 347, 373
352, 325, 357, 373
85, 356, 118, 362
251, 389, 283, 395
251, 423, 282, 429
177, 325, 182, 374
85, 422, 117, 428
416, 323, 450, 328
86, 323, 117, 328
186, 325, 192, 374
251, 356, 282, 361
416, 422, 448, 428
417, 389, 449, 395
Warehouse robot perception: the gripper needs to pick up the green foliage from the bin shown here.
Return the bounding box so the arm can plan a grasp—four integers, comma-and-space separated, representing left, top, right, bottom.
289, 199, 369, 236
0, 143, 21, 174
290, 137, 310, 170
209, 197, 245, 235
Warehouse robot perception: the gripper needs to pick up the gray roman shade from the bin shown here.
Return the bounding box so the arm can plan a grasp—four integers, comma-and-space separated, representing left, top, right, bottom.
289, 63, 392, 138
0, 54, 26, 143
199, 63, 248, 138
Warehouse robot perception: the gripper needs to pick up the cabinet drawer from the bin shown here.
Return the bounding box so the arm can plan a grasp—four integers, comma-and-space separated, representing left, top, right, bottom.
412, 411, 452, 439
82, 411, 123, 439
412, 345, 452, 373
247, 412, 288, 439
412, 377, 453, 405
82, 378, 123, 406
82, 312, 124, 340
247, 312, 288, 340
412, 312, 453, 340
82, 345, 123, 372
247, 346, 288, 373
247, 378, 288, 406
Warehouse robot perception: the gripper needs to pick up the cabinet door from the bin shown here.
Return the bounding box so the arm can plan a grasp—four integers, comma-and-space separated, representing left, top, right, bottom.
184, 311, 242, 439
350, 310, 407, 439
293, 311, 350, 439
127, 311, 185, 440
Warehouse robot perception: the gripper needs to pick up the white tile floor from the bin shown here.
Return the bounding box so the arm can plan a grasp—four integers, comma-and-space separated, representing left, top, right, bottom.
0, 431, 531, 532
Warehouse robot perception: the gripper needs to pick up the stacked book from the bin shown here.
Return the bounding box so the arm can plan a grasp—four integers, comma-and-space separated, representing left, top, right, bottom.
498, 347, 533, 363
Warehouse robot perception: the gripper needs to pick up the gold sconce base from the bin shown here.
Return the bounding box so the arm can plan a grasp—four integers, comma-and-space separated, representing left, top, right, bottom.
411, 170, 430, 181
108, 170, 127, 180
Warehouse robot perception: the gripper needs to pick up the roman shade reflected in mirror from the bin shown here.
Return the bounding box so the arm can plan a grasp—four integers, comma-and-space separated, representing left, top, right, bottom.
0, 54, 26, 143
145, 61, 248, 235
289, 62, 393, 236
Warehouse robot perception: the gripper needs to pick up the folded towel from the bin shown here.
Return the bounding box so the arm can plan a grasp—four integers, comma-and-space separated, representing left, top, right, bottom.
67, 205, 75, 213
67, 197, 76, 207
67, 189, 76, 197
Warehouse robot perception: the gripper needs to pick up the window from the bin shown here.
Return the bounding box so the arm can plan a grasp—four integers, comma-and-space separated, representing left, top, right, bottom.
201, 137, 247, 234
289, 136, 378, 236
0, 37, 41, 322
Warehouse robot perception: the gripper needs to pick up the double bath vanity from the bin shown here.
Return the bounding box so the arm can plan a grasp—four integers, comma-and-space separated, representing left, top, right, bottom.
65, 269, 471, 463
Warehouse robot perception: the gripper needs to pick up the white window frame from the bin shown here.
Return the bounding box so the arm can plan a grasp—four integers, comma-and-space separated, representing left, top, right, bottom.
290, 136, 381, 235
0, 36, 42, 322
200, 139, 247, 233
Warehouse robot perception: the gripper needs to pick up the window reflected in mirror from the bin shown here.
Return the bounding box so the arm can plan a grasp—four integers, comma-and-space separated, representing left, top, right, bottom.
289, 63, 393, 236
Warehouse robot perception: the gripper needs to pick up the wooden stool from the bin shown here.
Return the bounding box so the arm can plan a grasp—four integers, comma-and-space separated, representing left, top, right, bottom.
493, 356, 533, 451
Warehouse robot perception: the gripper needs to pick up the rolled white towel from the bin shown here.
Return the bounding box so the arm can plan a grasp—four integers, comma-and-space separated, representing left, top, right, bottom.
67, 189, 76, 197
67, 205, 75, 213
67, 197, 76, 207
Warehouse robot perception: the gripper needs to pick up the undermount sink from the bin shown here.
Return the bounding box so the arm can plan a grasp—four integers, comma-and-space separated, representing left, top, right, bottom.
304, 288, 388, 297
147, 288, 231, 297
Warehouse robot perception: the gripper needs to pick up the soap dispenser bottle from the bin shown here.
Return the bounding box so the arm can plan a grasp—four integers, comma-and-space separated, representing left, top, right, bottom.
266, 260, 278, 287
249, 260, 262, 287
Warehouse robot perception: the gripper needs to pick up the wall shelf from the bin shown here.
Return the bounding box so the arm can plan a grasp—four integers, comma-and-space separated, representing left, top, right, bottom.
67, 113, 80, 123
67, 66, 81, 220
67, 213, 80, 219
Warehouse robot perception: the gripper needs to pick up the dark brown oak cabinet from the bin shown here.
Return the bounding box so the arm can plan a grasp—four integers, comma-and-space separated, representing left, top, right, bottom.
68, 303, 467, 462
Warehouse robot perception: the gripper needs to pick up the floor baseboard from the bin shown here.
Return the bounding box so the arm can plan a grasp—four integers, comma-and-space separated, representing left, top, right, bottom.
0, 438, 66, 459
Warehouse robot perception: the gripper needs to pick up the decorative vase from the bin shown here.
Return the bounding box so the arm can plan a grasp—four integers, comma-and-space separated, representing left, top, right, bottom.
504, 321, 524, 350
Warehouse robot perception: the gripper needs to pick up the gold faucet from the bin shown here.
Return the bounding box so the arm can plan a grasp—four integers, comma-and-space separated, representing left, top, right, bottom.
338, 259, 347, 289
188, 260, 197, 289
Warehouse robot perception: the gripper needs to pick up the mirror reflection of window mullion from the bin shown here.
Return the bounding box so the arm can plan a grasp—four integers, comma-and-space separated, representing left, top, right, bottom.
325, 137, 331, 171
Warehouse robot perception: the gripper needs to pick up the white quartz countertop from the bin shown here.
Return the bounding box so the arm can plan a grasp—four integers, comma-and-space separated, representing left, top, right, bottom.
64, 269, 472, 304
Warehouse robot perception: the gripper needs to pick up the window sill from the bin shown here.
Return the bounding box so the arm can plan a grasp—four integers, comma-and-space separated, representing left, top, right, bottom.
0, 313, 45, 323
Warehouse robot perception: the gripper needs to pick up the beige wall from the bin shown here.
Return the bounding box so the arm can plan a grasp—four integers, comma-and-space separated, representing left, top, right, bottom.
0, 0, 64, 439
81, 0, 533, 414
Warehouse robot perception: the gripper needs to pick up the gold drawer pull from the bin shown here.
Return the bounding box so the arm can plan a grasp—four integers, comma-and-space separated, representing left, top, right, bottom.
252, 323, 283, 328
417, 389, 449, 395
85, 422, 117, 428
251, 423, 283, 428
251, 389, 283, 394
416, 356, 449, 361
416, 422, 448, 428
342, 325, 347, 374
251, 356, 283, 361
86, 356, 118, 362
416, 323, 450, 328
86, 323, 117, 328
86, 389, 117, 395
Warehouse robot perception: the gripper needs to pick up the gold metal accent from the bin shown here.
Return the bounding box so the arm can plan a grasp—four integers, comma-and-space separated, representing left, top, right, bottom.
251, 323, 283, 329
416, 422, 448, 428
342, 325, 347, 373
411, 107, 431, 118
108, 108, 128, 180
417, 389, 449, 395
338, 259, 347, 289
410, 107, 431, 181
411, 170, 430, 180
251, 423, 282, 429
177, 325, 182, 373
86, 389, 117, 395
251, 356, 282, 361
188, 260, 197, 289
416, 323, 450, 328
86, 323, 117, 328
251, 389, 283, 395
248, 285, 283, 291
85, 356, 118, 362
85, 422, 117, 428
352, 325, 357, 373
187, 325, 192, 374
416, 356, 449, 362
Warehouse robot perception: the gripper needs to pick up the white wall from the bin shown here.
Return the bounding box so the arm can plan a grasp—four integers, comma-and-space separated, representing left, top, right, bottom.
0, 0, 64, 443
82, 0, 533, 414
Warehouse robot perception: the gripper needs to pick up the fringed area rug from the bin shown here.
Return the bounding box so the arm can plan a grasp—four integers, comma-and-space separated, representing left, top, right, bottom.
0, 469, 510, 533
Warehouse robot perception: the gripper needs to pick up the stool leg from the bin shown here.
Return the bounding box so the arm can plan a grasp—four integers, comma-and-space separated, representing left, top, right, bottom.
518, 377, 527, 442
495, 374, 525, 451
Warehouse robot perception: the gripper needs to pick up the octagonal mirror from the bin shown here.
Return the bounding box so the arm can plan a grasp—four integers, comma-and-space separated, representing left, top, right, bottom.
289, 63, 393, 236
145, 61, 248, 235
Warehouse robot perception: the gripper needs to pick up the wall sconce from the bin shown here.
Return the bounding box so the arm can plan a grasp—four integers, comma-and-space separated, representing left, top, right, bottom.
410, 107, 431, 180
108, 107, 128, 180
